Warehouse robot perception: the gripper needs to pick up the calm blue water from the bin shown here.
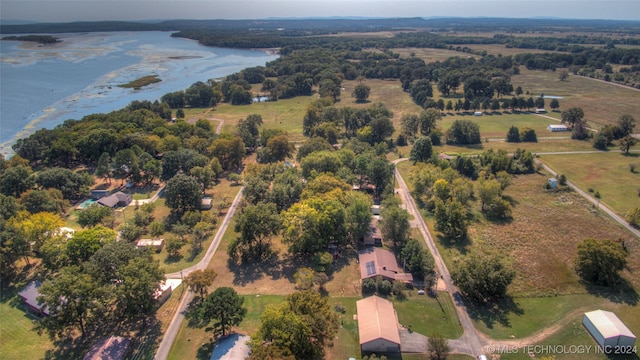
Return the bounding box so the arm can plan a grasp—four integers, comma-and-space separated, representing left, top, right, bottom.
0, 31, 278, 156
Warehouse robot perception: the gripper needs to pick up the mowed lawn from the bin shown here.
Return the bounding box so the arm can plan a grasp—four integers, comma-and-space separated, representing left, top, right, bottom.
0, 295, 52, 360
539, 152, 640, 216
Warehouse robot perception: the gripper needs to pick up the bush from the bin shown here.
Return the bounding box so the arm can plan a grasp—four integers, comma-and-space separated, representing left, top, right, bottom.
377, 279, 393, 296
506, 126, 520, 142
362, 278, 377, 295
593, 134, 608, 150
520, 127, 538, 142
625, 208, 640, 228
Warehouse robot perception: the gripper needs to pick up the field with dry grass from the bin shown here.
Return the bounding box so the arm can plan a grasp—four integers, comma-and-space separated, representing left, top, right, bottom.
539, 152, 640, 216
398, 161, 639, 297
512, 69, 640, 128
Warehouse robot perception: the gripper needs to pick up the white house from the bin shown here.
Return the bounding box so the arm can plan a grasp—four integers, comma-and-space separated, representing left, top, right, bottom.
357, 296, 401, 353
583, 310, 636, 351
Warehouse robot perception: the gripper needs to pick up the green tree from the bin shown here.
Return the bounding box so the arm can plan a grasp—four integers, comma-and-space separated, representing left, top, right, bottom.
625, 207, 640, 228
549, 98, 560, 111
561, 107, 584, 128
401, 238, 435, 280
451, 252, 515, 302
0, 165, 34, 197
344, 191, 373, 244
95, 152, 112, 184
352, 83, 371, 103
506, 126, 520, 142
229, 203, 281, 262
446, 120, 481, 145
165, 237, 184, 258
617, 114, 636, 137
116, 256, 164, 316
575, 238, 628, 286
66, 226, 116, 265
410, 136, 433, 164
619, 136, 637, 154
380, 205, 411, 248
434, 199, 467, 240
20, 189, 68, 214
427, 334, 450, 360
77, 204, 113, 228
184, 269, 217, 299
200, 287, 247, 337
36, 266, 104, 339
164, 174, 202, 216
319, 79, 340, 102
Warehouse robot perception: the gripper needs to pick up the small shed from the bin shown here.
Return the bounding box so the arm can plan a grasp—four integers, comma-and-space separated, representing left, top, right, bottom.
583, 310, 636, 351
535, 108, 547, 113
547, 124, 569, 132
201, 197, 213, 210
136, 239, 165, 253
474, 111, 483, 116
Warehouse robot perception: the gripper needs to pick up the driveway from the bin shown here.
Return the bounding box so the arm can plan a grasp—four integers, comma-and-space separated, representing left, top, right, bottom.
210, 334, 251, 360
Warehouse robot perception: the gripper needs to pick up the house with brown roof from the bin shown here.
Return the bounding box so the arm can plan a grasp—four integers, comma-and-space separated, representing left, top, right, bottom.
356, 295, 401, 353
358, 247, 413, 284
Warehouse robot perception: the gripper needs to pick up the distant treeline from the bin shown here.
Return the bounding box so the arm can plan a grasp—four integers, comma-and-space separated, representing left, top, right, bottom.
2, 17, 640, 35
2, 34, 60, 44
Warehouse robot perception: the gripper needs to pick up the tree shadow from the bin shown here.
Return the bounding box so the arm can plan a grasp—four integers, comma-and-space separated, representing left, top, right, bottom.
164, 254, 183, 264
196, 339, 216, 360
584, 279, 639, 306
436, 233, 470, 255
465, 294, 524, 330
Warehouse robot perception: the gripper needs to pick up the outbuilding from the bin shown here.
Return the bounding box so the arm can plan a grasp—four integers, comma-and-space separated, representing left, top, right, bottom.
357, 295, 401, 353
583, 310, 636, 351
474, 111, 483, 116
547, 124, 569, 132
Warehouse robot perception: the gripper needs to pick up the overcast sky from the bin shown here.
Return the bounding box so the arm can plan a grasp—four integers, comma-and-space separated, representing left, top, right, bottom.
2, 0, 639, 23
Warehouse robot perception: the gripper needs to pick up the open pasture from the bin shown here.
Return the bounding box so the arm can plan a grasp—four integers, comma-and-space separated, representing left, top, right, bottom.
512, 69, 640, 128
539, 152, 640, 216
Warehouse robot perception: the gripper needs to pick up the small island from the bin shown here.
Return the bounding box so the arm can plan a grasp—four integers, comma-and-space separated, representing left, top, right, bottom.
118, 75, 162, 90
2, 35, 60, 44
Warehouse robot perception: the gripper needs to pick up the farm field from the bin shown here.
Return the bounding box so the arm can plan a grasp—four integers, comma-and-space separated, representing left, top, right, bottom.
539, 152, 640, 216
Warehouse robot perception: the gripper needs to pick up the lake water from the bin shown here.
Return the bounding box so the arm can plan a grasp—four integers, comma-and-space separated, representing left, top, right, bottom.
0, 31, 279, 156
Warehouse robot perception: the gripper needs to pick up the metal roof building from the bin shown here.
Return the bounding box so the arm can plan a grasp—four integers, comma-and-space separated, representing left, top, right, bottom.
583, 310, 636, 351
356, 295, 401, 353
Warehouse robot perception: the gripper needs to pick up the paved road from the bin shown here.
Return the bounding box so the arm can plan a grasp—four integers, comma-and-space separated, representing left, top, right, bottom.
155, 187, 244, 360
393, 158, 487, 357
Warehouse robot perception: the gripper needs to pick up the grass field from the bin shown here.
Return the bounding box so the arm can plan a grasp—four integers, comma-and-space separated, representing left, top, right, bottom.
396, 161, 640, 343
0, 290, 53, 360
512, 69, 640, 128
539, 152, 640, 216
392, 291, 463, 339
